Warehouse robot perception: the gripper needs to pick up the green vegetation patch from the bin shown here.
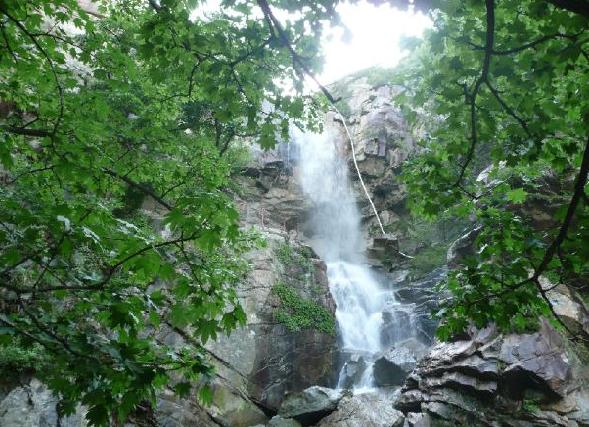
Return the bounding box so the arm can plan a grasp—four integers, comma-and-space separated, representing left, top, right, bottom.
0, 337, 49, 376
275, 242, 314, 275
410, 244, 448, 279
272, 282, 335, 335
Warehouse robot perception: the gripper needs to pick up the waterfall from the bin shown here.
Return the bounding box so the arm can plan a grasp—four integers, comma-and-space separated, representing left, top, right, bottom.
294, 129, 405, 392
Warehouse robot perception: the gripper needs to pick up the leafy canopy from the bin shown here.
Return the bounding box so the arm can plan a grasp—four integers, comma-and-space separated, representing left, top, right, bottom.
395, 0, 589, 339
0, 0, 338, 424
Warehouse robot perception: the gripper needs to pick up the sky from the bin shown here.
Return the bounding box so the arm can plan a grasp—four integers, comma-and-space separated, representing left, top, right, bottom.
193, 1, 431, 85
319, 1, 430, 84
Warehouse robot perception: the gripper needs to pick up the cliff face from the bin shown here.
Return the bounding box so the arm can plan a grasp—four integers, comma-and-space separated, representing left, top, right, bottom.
327, 76, 589, 427
327, 78, 416, 242
0, 148, 338, 427
146, 147, 341, 426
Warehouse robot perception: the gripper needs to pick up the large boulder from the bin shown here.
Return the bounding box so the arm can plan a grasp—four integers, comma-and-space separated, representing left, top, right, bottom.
395, 320, 589, 426
153, 391, 220, 427
151, 231, 337, 424
317, 392, 405, 427
242, 236, 338, 411
542, 278, 589, 339
278, 386, 346, 426
373, 338, 429, 387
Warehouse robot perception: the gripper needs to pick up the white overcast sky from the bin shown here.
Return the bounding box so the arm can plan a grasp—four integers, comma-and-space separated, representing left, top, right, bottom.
319, 1, 430, 83
195, 1, 430, 85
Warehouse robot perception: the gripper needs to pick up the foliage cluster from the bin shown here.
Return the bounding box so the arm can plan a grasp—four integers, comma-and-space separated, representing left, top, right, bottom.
0, 0, 338, 424
0, 337, 49, 377
272, 282, 336, 335
275, 241, 314, 273
392, 0, 589, 340
272, 241, 334, 334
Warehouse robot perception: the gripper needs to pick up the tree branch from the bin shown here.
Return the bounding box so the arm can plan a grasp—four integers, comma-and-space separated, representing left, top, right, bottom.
533, 136, 589, 278
103, 168, 173, 210
485, 81, 533, 138
492, 32, 583, 55
255, 0, 339, 104
2, 126, 52, 137
454, 0, 495, 186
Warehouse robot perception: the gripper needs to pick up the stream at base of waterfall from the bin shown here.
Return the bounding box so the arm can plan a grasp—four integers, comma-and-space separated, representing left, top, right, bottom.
293, 129, 419, 393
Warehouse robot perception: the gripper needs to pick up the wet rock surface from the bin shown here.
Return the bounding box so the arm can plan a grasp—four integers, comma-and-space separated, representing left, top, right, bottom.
317, 391, 405, 427
394, 320, 589, 426
337, 354, 367, 389
278, 386, 346, 426
389, 267, 446, 344
0, 377, 87, 427
373, 339, 429, 387
267, 415, 303, 427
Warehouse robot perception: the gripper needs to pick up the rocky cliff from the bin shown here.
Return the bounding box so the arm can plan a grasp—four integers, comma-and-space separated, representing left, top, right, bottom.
3, 73, 589, 427
327, 75, 589, 427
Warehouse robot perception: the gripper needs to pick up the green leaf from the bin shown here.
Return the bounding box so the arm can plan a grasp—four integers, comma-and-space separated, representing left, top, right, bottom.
506, 188, 528, 204
174, 381, 192, 398
198, 384, 213, 405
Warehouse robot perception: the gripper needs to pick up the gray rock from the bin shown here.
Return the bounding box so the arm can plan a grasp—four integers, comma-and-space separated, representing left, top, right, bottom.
388, 269, 411, 285
403, 412, 432, 427
0, 378, 87, 427
498, 320, 571, 398
373, 339, 429, 386
422, 371, 497, 396
204, 232, 337, 413
206, 381, 268, 427
446, 226, 482, 268
154, 391, 219, 427
149, 228, 337, 424
268, 415, 303, 427
540, 277, 589, 338
396, 319, 589, 426
317, 392, 404, 427
381, 309, 433, 347
366, 235, 402, 267
324, 79, 417, 242
338, 355, 367, 389
278, 386, 346, 426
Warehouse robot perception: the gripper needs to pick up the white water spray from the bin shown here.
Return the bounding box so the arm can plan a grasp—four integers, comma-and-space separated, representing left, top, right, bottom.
294, 129, 402, 391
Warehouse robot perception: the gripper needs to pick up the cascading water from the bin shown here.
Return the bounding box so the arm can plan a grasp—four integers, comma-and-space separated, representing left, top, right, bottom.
294, 128, 413, 392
